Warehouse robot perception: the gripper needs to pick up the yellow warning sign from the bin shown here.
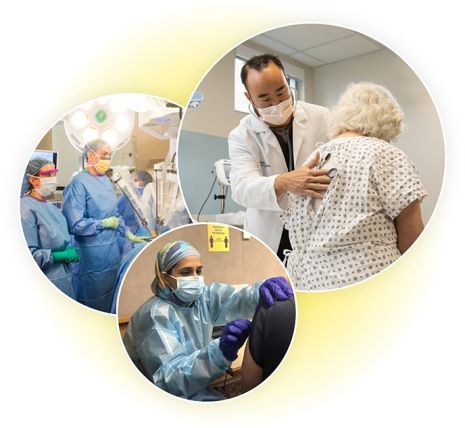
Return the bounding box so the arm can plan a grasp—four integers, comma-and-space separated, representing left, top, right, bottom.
207, 224, 230, 252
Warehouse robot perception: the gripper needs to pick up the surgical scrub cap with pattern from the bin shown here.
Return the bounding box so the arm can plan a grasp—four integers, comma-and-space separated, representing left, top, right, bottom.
151, 240, 201, 295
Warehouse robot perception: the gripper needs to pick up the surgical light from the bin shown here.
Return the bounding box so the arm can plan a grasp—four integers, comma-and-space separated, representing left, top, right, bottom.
95, 109, 107, 123
114, 115, 130, 132
70, 111, 88, 129
83, 126, 99, 144
109, 97, 128, 114
64, 94, 136, 152
101, 128, 118, 146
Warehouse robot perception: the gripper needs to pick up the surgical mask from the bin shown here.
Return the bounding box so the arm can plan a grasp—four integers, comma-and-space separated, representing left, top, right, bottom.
87, 149, 112, 174
167, 274, 205, 303
95, 159, 111, 174
35, 176, 57, 197
254, 95, 294, 126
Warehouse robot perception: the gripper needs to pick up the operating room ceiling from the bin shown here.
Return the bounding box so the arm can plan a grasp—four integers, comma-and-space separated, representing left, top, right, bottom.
249, 24, 384, 67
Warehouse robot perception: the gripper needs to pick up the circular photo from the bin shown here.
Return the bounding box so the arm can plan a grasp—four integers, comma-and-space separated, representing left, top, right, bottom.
116, 223, 296, 401
19, 94, 190, 313
178, 23, 444, 291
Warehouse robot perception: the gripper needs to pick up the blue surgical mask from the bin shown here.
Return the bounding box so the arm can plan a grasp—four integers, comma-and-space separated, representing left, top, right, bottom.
168, 274, 205, 303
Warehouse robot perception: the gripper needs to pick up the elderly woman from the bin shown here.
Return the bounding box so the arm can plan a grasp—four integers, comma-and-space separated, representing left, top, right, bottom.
62, 140, 147, 312
281, 82, 427, 290
20, 157, 79, 298
123, 240, 293, 401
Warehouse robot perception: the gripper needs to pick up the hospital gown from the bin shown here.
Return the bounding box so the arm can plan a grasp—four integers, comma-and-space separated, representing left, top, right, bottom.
62, 171, 126, 312
123, 281, 261, 401
280, 136, 427, 290
20, 195, 76, 299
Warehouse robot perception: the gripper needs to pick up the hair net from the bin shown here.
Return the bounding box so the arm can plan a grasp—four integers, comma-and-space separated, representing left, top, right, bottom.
151, 240, 201, 295
135, 170, 153, 187
21, 157, 53, 196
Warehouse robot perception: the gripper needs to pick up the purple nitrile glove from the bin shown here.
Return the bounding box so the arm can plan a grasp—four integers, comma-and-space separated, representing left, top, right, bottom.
219, 319, 252, 361
258, 276, 294, 308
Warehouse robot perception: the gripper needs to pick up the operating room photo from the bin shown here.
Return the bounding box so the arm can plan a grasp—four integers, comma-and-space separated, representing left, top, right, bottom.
19, 94, 191, 314
177, 23, 445, 291
116, 223, 296, 401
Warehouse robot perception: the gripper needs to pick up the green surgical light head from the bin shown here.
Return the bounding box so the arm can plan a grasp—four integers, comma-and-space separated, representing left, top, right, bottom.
95, 109, 107, 123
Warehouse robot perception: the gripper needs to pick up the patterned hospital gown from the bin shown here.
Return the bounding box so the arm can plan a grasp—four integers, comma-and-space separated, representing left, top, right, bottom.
280, 136, 427, 291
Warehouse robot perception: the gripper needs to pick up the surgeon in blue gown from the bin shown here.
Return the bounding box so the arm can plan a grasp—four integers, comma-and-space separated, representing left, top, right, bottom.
123, 240, 294, 401
20, 157, 79, 299
62, 140, 147, 312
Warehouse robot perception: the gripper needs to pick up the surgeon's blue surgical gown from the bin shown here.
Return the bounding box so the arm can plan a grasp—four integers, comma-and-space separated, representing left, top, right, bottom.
62, 171, 125, 312
123, 282, 261, 401
20, 195, 76, 299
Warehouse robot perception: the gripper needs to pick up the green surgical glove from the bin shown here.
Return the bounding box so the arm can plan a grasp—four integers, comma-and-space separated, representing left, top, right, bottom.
101, 216, 120, 229
52, 247, 79, 263
125, 230, 150, 243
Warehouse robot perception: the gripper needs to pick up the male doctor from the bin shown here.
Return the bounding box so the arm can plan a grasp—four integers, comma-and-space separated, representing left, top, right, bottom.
228, 54, 331, 260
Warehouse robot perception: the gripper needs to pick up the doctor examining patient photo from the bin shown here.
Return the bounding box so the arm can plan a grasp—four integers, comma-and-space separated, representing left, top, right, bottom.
177, 23, 444, 291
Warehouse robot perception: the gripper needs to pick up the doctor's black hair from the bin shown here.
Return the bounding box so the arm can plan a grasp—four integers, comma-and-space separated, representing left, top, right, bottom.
240, 54, 285, 90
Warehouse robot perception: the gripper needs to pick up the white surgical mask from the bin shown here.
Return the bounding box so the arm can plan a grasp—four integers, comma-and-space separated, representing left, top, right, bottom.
255, 95, 294, 126
36, 177, 57, 197
167, 274, 205, 303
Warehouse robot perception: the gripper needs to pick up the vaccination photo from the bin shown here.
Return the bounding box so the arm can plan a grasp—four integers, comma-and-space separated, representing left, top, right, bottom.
116, 223, 296, 401
19, 94, 191, 313
177, 23, 444, 291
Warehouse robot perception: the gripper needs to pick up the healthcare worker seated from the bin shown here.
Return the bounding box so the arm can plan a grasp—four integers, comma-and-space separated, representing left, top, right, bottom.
20, 157, 79, 299
123, 240, 293, 401
62, 140, 148, 313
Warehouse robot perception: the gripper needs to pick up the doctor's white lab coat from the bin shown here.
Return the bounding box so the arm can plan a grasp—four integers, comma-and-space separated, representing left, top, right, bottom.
228, 101, 328, 252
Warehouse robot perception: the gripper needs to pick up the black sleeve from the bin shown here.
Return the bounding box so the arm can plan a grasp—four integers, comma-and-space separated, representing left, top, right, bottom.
248, 299, 296, 379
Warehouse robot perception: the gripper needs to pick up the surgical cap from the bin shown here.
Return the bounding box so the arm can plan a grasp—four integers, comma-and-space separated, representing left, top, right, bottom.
21, 157, 53, 196
151, 240, 201, 295
135, 170, 153, 187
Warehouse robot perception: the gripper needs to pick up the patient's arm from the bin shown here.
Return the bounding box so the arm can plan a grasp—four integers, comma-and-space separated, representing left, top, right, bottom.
241, 341, 263, 393
395, 199, 424, 254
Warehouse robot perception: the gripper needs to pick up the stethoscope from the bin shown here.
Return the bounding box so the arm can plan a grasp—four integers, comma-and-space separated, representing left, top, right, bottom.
316, 151, 338, 178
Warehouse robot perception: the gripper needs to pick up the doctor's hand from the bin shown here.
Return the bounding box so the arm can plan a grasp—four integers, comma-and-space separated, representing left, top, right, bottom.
274, 152, 331, 198
219, 319, 252, 361
101, 216, 120, 229
258, 276, 294, 308
125, 230, 151, 243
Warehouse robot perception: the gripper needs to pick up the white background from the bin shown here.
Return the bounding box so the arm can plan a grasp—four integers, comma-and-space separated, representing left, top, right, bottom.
1, 1, 464, 426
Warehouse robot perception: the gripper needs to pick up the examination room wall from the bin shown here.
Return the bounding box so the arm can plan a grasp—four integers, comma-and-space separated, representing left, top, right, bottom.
179, 50, 247, 216
118, 224, 287, 318
312, 49, 443, 222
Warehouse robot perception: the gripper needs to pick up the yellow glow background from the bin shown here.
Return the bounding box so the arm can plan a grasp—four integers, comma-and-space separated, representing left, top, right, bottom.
16, 4, 448, 423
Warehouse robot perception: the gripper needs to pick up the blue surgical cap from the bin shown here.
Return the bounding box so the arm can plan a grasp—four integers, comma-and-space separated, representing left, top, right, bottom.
135, 170, 153, 187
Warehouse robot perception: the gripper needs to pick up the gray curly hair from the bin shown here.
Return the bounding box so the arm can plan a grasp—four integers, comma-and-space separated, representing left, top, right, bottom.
328, 82, 405, 142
